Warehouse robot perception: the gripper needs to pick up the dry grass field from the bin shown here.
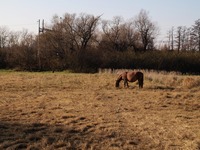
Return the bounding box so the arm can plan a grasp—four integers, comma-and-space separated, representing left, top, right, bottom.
0, 70, 200, 150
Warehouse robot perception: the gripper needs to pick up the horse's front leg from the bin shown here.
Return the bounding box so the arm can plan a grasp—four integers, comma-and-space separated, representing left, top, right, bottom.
124, 79, 129, 88
127, 82, 129, 88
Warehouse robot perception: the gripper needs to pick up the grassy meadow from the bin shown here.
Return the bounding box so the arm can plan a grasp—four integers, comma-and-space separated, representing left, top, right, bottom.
0, 70, 200, 150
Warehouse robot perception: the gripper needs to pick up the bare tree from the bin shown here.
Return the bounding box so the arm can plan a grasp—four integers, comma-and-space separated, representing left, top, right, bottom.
133, 10, 158, 51
76, 14, 101, 50
176, 26, 182, 52
60, 13, 101, 51
192, 19, 200, 51
180, 26, 188, 51
43, 13, 101, 71
102, 17, 140, 51
0, 27, 10, 48
102, 16, 125, 51
187, 27, 196, 51
45, 13, 101, 57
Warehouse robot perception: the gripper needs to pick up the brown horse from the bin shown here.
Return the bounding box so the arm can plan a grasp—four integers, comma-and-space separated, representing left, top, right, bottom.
115, 71, 144, 88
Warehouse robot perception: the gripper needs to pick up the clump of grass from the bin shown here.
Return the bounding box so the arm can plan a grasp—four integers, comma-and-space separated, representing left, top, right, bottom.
182, 77, 200, 89
142, 70, 181, 87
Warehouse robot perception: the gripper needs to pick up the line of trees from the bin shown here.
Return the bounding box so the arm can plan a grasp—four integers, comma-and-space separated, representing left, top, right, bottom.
165, 19, 200, 52
0, 10, 200, 73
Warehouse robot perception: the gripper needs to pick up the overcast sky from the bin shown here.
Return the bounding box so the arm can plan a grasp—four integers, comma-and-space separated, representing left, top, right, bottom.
1, 0, 200, 41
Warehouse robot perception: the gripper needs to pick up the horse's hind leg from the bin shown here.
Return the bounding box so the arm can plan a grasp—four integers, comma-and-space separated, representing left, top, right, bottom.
140, 75, 144, 88
139, 83, 142, 88
140, 82, 143, 88
138, 80, 143, 88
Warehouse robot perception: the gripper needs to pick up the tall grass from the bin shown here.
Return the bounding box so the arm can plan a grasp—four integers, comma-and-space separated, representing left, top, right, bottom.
98, 68, 200, 90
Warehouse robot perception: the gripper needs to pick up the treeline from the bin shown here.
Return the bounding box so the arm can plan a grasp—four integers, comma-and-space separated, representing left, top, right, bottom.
0, 10, 200, 73
165, 20, 200, 52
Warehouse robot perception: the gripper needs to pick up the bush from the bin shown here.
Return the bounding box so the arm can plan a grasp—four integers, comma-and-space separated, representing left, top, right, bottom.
1, 45, 200, 74
98, 50, 200, 74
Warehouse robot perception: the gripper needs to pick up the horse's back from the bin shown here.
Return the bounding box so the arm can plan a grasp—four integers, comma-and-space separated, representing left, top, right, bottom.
127, 71, 143, 82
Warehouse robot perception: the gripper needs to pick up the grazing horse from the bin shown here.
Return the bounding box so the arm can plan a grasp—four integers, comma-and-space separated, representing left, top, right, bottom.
115, 71, 143, 88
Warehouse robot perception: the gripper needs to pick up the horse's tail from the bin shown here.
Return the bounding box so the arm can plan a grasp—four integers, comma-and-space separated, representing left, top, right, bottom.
141, 73, 144, 88
115, 74, 122, 87
139, 72, 144, 88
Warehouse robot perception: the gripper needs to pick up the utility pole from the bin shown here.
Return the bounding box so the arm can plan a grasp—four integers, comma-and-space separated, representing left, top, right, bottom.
38, 19, 44, 71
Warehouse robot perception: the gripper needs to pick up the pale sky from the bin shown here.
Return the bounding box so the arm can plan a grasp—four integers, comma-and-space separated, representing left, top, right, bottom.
0, 0, 200, 41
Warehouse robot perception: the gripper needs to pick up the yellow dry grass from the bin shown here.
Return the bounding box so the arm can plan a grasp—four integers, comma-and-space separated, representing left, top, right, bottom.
0, 70, 200, 150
